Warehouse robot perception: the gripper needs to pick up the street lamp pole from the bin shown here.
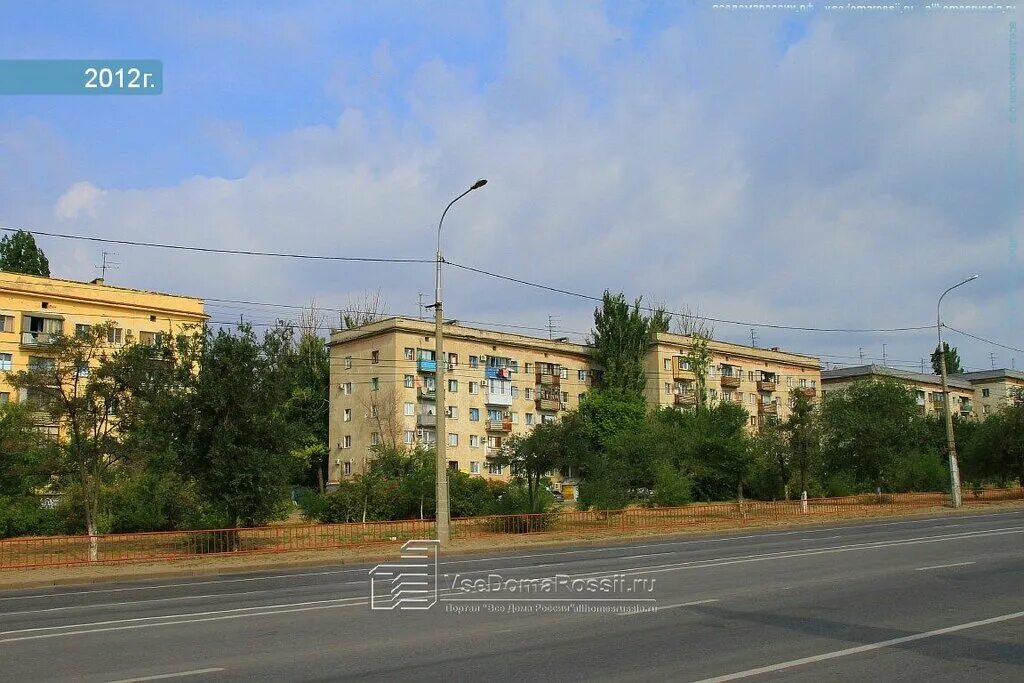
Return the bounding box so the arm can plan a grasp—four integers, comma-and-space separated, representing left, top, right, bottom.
936, 274, 978, 509
434, 179, 487, 546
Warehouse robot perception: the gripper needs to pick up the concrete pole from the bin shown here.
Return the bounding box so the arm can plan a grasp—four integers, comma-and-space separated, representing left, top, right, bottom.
936, 275, 976, 508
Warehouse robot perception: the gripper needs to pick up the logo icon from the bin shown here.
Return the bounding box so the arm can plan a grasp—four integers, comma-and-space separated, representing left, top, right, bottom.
369, 539, 440, 610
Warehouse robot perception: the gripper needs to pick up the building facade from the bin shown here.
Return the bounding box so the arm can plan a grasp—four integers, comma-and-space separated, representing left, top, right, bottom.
328, 318, 823, 487
951, 369, 1024, 417
0, 272, 207, 412
820, 364, 976, 417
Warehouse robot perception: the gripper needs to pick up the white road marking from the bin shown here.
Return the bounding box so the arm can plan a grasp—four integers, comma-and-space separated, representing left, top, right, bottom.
914, 561, 976, 571
692, 609, 1024, 682
4, 510, 1019, 603
105, 668, 224, 682
801, 535, 841, 540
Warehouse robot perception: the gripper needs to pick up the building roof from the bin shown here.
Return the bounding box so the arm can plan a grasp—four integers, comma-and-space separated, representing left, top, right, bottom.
951, 369, 1024, 383
821, 364, 974, 391
651, 331, 820, 367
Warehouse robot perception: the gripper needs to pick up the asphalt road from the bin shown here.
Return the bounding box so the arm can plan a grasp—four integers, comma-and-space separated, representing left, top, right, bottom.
2, 509, 1023, 682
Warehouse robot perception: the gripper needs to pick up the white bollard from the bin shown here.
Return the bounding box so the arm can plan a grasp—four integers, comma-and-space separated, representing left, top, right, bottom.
801, 490, 808, 514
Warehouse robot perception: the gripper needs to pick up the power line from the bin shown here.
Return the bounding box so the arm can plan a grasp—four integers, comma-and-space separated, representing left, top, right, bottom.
0, 226, 433, 264
942, 324, 1024, 354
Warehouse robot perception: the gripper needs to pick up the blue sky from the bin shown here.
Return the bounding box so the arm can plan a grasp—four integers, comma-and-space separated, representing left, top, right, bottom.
1, 1, 1020, 371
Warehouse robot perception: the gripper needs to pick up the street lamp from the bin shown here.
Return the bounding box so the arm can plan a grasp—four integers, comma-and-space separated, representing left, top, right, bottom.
937, 274, 978, 509
434, 179, 487, 546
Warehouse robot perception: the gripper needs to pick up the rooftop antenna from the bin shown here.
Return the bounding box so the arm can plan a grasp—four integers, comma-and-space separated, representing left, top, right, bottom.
859, 347, 865, 363
547, 315, 559, 340
920, 357, 926, 373
418, 293, 425, 321
750, 328, 758, 348
990, 352, 997, 369
95, 251, 119, 280
882, 343, 887, 366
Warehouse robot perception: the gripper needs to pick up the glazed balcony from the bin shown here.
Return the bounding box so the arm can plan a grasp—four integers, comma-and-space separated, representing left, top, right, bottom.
416, 413, 437, 427
417, 359, 437, 373
536, 370, 560, 386
21, 331, 60, 348
485, 391, 513, 407
418, 386, 436, 400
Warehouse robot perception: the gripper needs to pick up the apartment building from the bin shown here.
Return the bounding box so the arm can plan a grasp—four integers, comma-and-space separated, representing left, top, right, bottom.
646, 331, 822, 429
328, 317, 823, 488
820, 365, 976, 417
327, 318, 593, 490
951, 369, 1024, 417
0, 271, 207, 414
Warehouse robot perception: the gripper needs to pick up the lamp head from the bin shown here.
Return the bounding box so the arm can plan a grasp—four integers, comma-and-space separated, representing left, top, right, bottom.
470, 179, 488, 190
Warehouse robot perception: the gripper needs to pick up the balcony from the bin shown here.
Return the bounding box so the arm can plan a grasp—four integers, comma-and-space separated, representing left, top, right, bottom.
959, 402, 973, 415
674, 392, 697, 407
418, 386, 436, 400
536, 397, 560, 412
759, 402, 778, 415
417, 359, 437, 373
756, 380, 776, 392
416, 413, 437, 427
673, 366, 695, 381
536, 370, 560, 386
21, 331, 59, 348
796, 387, 816, 398
720, 375, 741, 389
487, 420, 512, 433
485, 447, 502, 459
485, 392, 513, 407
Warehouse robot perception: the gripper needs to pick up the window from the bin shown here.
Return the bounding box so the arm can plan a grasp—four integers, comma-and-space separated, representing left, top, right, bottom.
560, 367, 568, 379
139, 331, 164, 347
75, 362, 90, 378
0, 392, 8, 404
0, 354, 11, 371
511, 386, 519, 399
679, 358, 691, 371
342, 382, 353, 395
665, 382, 672, 394
786, 377, 793, 387
404, 347, 415, 360
345, 356, 353, 369
0, 315, 13, 332
447, 406, 458, 419
107, 327, 124, 344
560, 391, 568, 403
404, 374, 414, 388
75, 323, 91, 337
28, 356, 54, 372
448, 353, 458, 367
404, 402, 414, 416
982, 388, 991, 398
470, 435, 481, 448
370, 377, 379, 391
469, 408, 480, 421
370, 405, 379, 418
404, 430, 415, 445
448, 433, 459, 447
344, 408, 352, 422
487, 409, 503, 422
750, 416, 757, 426
470, 461, 481, 474
449, 461, 459, 471
579, 369, 587, 381
371, 350, 380, 364
511, 412, 519, 424
525, 362, 533, 373
342, 435, 352, 449
469, 355, 479, 368
488, 463, 504, 475
664, 358, 671, 370
578, 393, 586, 403
343, 461, 352, 475
371, 432, 381, 446
748, 371, 754, 381
448, 379, 458, 393
469, 381, 479, 395
526, 413, 534, 426
525, 388, 532, 400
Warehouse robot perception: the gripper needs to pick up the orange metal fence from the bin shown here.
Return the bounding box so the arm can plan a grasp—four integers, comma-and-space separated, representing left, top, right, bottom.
1, 488, 1020, 570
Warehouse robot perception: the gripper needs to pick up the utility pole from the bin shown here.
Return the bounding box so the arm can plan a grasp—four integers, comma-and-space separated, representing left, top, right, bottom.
937, 275, 979, 509
433, 179, 487, 547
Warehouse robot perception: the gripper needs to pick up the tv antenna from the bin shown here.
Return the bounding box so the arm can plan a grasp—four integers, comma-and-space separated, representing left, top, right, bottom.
95, 251, 119, 280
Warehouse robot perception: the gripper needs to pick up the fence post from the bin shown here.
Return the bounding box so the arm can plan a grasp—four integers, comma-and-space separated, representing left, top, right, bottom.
801, 490, 808, 514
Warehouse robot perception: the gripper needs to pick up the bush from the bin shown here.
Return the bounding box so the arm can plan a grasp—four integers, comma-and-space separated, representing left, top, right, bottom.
883, 450, 948, 493
577, 474, 631, 511
652, 463, 693, 507
102, 471, 201, 533
0, 496, 62, 538
488, 482, 557, 533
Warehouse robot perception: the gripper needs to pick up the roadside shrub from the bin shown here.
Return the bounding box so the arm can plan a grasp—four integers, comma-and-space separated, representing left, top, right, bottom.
652, 463, 693, 507
883, 450, 948, 493
488, 482, 557, 533
0, 496, 61, 538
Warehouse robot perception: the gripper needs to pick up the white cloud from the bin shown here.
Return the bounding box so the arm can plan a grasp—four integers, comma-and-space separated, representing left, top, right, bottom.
54, 181, 106, 221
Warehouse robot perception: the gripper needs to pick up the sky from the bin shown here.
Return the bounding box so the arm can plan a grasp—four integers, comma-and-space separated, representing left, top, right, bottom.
1, 1, 1021, 372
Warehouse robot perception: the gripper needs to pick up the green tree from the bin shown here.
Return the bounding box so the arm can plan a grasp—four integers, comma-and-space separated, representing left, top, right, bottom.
173, 324, 300, 529
686, 334, 713, 410
287, 323, 330, 492
0, 230, 50, 276
497, 422, 565, 513
590, 291, 653, 397
0, 402, 58, 537
931, 342, 962, 375
785, 390, 820, 496
558, 389, 647, 479
962, 404, 1024, 487
819, 378, 923, 492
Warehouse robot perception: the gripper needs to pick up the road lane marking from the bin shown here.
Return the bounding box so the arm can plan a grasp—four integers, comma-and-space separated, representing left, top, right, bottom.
692, 609, 1024, 682
105, 668, 224, 682
801, 536, 841, 541
914, 561, 976, 571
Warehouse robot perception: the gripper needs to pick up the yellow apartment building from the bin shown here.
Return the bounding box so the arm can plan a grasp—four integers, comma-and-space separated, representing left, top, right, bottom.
952, 369, 1024, 417
0, 271, 207, 416
820, 364, 976, 418
645, 331, 822, 429
328, 318, 823, 490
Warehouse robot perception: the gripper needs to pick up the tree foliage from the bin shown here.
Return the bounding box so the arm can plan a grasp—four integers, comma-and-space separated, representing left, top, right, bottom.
931, 342, 962, 375
0, 229, 50, 276
590, 291, 654, 397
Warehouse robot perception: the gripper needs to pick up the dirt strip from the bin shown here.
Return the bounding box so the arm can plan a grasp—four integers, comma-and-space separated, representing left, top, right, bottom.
3, 500, 1023, 591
